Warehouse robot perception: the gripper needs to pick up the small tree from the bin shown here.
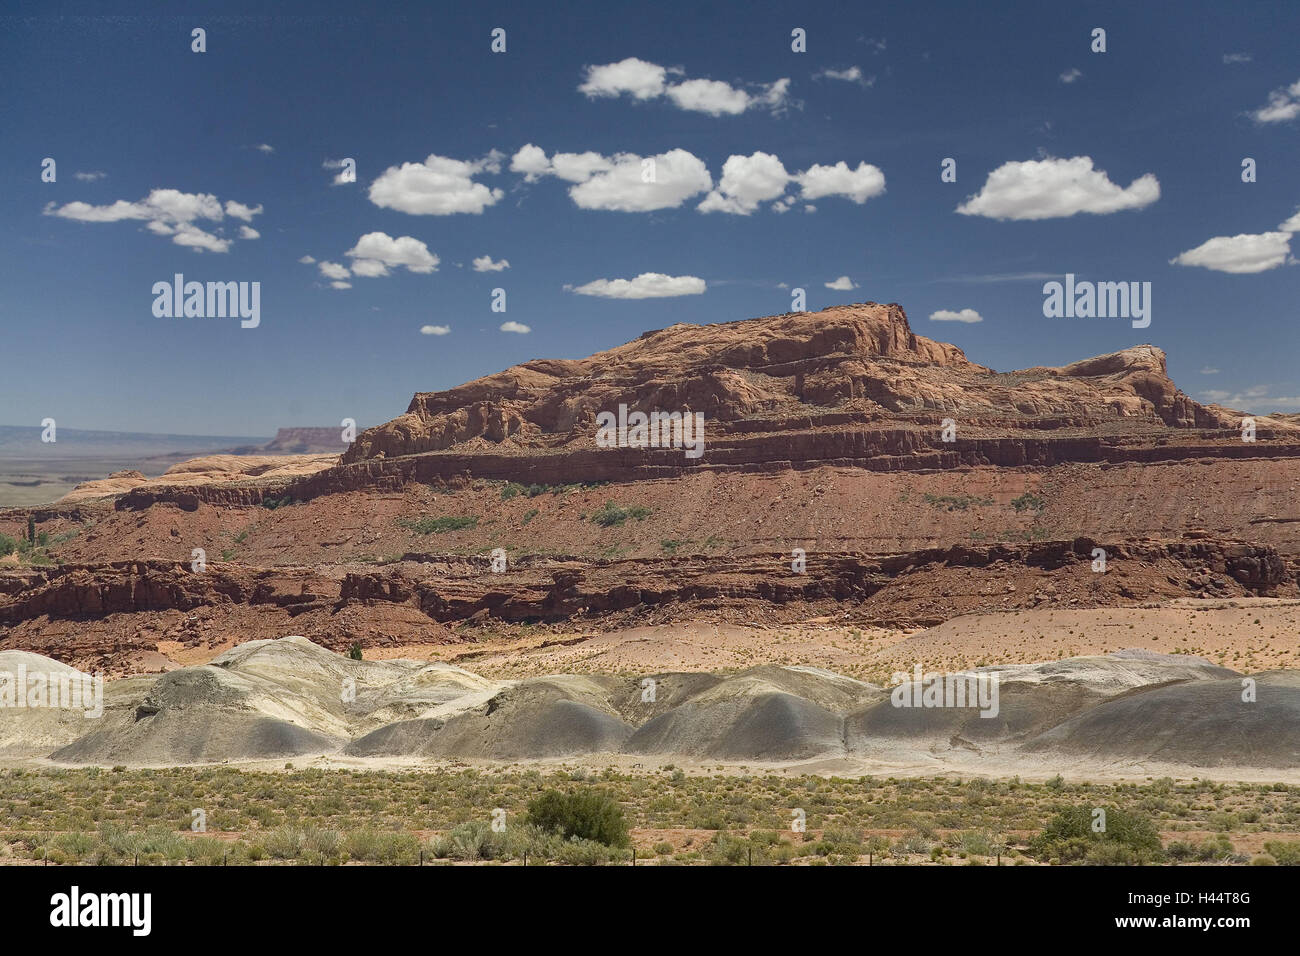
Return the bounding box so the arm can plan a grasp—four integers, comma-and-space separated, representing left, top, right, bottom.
27, 516, 36, 544
347, 642, 363, 661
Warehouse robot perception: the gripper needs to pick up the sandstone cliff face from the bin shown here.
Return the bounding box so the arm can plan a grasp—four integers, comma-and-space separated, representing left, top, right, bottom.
342, 303, 1273, 469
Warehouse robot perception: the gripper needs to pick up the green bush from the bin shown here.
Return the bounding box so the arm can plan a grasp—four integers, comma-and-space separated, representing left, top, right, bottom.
590, 501, 652, 527
1029, 806, 1163, 864
1010, 493, 1046, 513
1263, 840, 1300, 865
399, 515, 479, 534
526, 788, 630, 847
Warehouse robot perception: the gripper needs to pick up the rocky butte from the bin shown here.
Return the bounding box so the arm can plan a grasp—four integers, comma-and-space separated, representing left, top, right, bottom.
2, 300, 1300, 676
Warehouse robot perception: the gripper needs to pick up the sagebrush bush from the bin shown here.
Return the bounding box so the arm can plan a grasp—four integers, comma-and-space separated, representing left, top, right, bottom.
526, 789, 630, 847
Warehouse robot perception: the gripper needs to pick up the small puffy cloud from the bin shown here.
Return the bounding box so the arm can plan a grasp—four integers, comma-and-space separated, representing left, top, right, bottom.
420, 325, 451, 335
568, 148, 712, 212
500, 320, 531, 334
1170, 232, 1293, 274
579, 57, 790, 116
298, 255, 316, 264
239, 225, 260, 240
349, 258, 391, 277
319, 261, 351, 280
147, 189, 225, 223
171, 224, 231, 253
330, 281, 351, 290
254, 144, 275, 153
665, 78, 753, 115
796, 161, 886, 203
1279, 209, 1300, 233
1223, 52, 1252, 64
512, 144, 617, 185
579, 57, 668, 100
814, 66, 873, 86
43, 188, 257, 252
510, 144, 553, 182
698, 151, 790, 214
568, 272, 706, 299
553, 151, 613, 183
956, 156, 1159, 220
73, 171, 106, 182
929, 308, 983, 323
473, 255, 510, 272
1251, 78, 1300, 123
225, 200, 263, 221
1059, 68, 1083, 84
369, 152, 504, 215
345, 232, 439, 274
824, 276, 858, 291
46, 199, 153, 223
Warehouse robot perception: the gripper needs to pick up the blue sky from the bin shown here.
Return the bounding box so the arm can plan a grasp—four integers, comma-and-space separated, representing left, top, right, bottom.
2, 0, 1297, 436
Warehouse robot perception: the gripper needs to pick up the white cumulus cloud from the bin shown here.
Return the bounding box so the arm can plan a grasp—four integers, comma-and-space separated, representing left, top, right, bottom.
796, 161, 886, 204
956, 156, 1159, 220
500, 321, 531, 334
224, 200, 263, 222
578, 57, 790, 116
568, 149, 713, 212
473, 255, 510, 272
368, 152, 504, 215
568, 272, 706, 299
420, 325, 451, 335
1251, 78, 1300, 124
579, 57, 668, 100
42, 188, 258, 253
1170, 232, 1293, 274
345, 232, 439, 274
824, 276, 858, 291
318, 261, 351, 280
698, 151, 791, 214
930, 308, 984, 323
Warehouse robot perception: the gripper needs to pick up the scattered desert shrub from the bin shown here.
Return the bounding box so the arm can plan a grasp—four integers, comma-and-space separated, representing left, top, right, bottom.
1264, 840, 1300, 865
589, 501, 652, 527
1029, 806, 1163, 864
399, 515, 478, 534
526, 788, 630, 847
1010, 493, 1045, 513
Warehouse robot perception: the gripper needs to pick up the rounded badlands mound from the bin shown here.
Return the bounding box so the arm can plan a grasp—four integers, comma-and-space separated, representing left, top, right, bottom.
0, 637, 1290, 776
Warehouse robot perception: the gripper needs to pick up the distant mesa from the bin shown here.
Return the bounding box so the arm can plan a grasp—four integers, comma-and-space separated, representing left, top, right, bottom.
54, 426, 346, 504
225, 427, 350, 456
